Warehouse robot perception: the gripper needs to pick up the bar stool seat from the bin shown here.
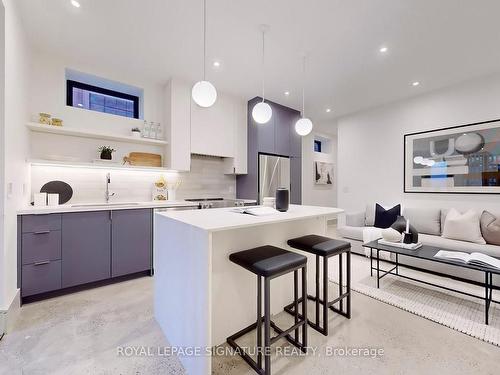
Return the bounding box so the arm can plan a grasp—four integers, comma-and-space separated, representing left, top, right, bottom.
287, 235, 350, 257
229, 245, 307, 277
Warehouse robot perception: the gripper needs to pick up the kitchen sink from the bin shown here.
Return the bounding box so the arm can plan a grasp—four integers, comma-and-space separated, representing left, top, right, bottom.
71, 202, 140, 207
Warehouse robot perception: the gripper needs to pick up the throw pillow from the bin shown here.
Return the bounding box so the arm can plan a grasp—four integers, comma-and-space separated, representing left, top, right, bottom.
442, 208, 486, 244
402, 207, 441, 235
374, 203, 401, 229
480, 211, 500, 246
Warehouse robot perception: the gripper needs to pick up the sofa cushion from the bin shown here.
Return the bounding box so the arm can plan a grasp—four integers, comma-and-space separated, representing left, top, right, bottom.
442, 208, 486, 244
402, 207, 441, 235
336, 225, 364, 241
419, 234, 500, 258
374, 204, 401, 229
480, 211, 500, 246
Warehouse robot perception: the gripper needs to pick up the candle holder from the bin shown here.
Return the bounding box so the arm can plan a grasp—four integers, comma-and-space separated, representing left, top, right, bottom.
403, 232, 413, 244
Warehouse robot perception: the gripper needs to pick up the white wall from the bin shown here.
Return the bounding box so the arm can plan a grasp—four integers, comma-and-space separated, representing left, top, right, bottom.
0, 0, 6, 322
302, 131, 337, 207
2, 0, 31, 311
337, 73, 500, 213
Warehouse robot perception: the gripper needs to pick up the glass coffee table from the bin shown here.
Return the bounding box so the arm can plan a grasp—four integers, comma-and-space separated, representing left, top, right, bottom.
363, 240, 500, 325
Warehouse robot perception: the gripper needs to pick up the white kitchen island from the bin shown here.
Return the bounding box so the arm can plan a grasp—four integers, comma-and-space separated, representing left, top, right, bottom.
154, 205, 343, 375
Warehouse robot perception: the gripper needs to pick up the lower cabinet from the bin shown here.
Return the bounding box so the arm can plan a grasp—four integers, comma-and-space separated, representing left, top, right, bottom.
62, 211, 112, 288
111, 209, 152, 277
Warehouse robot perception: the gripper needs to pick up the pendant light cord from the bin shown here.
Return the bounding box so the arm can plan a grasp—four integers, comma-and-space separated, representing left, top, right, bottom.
302, 56, 306, 117
261, 30, 265, 102
203, 0, 207, 81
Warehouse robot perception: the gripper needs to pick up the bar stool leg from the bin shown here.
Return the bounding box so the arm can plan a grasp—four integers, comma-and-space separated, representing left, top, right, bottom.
323, 255, 328, 336
294, 270, 299, 342
301, 265, 308, 351
339, 253, 343, 312
347, 250, 351, 319
315, 255, 320, 327
264, 277, 271, 375
257, 276, 262, 368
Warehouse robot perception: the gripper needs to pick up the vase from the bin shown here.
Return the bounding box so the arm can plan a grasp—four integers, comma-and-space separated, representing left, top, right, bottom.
100, 151, 112, 160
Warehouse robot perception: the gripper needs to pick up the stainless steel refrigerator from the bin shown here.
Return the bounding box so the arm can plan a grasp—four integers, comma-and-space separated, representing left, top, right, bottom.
258, 154, 290, 204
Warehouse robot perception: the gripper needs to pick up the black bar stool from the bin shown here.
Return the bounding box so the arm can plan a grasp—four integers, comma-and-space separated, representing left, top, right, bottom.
227, 245, 308, 375
284, 235, 351, 336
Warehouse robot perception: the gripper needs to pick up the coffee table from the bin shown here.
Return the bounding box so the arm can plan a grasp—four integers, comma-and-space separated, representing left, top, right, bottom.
363, 240, 500, 325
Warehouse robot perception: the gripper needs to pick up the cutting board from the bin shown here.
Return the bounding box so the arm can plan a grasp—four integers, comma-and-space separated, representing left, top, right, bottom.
123, 152, 162, 167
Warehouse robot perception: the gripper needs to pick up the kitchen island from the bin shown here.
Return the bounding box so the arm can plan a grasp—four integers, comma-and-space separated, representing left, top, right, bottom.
154, 205, 343, 375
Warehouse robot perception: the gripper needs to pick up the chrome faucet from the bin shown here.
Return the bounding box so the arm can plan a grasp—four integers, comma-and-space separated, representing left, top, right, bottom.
105, 172, 115, 203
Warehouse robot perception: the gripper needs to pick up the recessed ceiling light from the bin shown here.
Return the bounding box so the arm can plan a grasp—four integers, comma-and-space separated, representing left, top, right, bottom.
71, 0, 81, 8
379, 46, 388, 53
213, 61, 220, 68
326, 108, 331, 113
412, 81, 420, 86
284, 91, 290, 96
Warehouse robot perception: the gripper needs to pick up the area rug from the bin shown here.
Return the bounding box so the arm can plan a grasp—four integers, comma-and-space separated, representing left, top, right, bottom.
328, 254, 500, 346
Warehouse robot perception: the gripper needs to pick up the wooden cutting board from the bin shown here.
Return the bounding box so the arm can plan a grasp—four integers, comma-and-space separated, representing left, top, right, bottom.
123, 152, 162, 167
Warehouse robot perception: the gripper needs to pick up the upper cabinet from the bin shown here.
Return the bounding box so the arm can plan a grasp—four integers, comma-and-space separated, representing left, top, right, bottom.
163, 79, 247, 173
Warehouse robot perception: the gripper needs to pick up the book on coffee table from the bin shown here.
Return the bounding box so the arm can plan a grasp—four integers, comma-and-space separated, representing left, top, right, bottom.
434, 250, 500, 270
377, 239, 423, 250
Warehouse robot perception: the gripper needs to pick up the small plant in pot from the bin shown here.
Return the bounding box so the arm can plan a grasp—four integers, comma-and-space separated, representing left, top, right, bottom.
131, 127, 141, 138
98, 146, 115, 160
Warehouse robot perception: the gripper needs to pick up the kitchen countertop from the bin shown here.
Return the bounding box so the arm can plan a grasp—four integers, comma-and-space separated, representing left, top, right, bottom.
155, 204, 344, 232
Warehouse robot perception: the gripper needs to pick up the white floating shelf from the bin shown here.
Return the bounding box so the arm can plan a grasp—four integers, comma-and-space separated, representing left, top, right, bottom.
27, 122, 168, 146
29, 159, 177, 172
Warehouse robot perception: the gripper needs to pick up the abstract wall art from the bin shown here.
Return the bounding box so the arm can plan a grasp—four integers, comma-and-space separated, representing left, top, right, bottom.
314, 161, 334, 185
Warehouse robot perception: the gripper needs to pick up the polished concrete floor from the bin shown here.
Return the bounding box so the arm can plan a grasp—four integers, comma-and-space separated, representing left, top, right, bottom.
0, 275, 499, 375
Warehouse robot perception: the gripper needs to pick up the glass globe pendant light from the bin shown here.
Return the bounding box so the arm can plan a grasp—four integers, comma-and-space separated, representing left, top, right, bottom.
252, 25, 272, 124
192, 0, 217, 107
295, 56, 313, 136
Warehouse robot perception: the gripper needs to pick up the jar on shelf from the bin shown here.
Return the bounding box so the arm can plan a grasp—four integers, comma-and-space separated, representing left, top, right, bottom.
39, 113, 51, 125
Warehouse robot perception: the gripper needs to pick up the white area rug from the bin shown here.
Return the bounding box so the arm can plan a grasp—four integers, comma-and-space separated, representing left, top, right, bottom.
329, 254, 500, 346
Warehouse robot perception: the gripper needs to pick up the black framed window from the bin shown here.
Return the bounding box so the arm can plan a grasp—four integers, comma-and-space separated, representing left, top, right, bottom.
67, 80, 139, 119
314, 140, 322, 153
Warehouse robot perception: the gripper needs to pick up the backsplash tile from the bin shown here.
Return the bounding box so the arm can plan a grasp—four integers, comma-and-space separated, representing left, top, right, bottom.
30, 155, 236, 204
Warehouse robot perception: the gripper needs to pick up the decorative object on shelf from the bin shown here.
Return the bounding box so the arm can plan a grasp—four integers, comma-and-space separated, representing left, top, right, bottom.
275, 187, 289, 212
142, 120, 151, 138
404, 119, 500, 194
33, 192, 47, 206
98, 146, 115, 160
123, 152, 162, 167
167, 178, 181, 201
295, 56, 313, 136
152, 176, 168, 201
314, 161, 333, 185
47, 193, 60, 206
390, 215, 419, 244
191, 0, 217, 108
39, 112, 51, 125
155, 122, 163, 140
40, 180, 73, 204
51, 118, 63, 127
252, 25, 272, 125
131, 127, 141, 138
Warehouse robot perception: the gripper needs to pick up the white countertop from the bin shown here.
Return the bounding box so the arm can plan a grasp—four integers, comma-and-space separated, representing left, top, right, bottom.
155, 204, 343, 232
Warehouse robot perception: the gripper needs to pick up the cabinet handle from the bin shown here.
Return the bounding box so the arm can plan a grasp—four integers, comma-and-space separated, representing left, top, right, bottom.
110, 211, 113, 221
34, 260, 50, 266
34, 230, 50, 235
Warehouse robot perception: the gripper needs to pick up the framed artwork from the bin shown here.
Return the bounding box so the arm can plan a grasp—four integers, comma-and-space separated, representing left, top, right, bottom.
314, 161, 334, 185
404, 119, 500, 194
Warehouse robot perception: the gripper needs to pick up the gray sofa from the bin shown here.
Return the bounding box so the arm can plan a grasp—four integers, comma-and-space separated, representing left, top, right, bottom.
337, 205, 500, 285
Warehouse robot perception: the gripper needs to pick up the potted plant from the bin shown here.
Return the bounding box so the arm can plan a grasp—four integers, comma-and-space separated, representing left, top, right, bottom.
131, 127, 141, 138
98, 146, 115, 160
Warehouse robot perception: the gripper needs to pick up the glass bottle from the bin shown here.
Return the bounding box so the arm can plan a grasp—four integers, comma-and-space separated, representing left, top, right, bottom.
143, 120, 150, 138
149, 121, 156, 139
156, 122, 162, 140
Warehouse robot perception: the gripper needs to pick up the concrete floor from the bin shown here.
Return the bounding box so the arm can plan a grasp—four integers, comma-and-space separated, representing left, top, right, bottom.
0, 275, 499, 375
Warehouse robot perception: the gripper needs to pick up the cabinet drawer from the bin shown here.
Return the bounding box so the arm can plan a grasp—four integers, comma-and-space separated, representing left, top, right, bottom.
22, 214, 62, 233
22, 231, 61, 265
21, 260, 61, 297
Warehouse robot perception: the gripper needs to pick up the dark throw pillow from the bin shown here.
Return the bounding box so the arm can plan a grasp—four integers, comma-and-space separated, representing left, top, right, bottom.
374, 203, 401, 229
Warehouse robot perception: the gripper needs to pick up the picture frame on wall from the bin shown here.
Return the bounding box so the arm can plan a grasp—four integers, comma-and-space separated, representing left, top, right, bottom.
404, 119, 500, 194
314, 161, 334, 186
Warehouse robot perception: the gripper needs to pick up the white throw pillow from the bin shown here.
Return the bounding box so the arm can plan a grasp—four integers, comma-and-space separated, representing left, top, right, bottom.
442, 208, 486, 244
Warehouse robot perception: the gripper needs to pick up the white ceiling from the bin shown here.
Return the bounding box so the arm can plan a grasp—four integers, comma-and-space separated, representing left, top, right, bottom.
17, 0, 500, 127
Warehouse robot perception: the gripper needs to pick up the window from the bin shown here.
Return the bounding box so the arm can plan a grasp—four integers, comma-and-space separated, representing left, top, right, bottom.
314, 140, 322, 153
67, 80, 139, 119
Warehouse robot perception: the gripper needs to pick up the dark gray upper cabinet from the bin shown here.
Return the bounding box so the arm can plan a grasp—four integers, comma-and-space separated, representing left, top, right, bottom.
111, 209, 152, 277
274, 105, 291, 156
290, 157, 302, 204
289, 112, 302, 158
61, 211, 111, 288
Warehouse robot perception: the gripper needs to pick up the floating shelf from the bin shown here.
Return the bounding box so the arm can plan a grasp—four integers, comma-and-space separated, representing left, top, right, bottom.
27, 122, 168, 146
29, 159, 177, 172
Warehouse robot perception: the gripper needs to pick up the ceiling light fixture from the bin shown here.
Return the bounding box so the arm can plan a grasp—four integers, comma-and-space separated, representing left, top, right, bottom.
295, 56, 313, 136
284, 91, 290, 96
412, 81, 420, 86
379, 46, 388, 53
252, 25, 272, 125
191, 0, 217, 108
71, 0, 81, 8
213, 61, 220, 68
326, 108, 331, 113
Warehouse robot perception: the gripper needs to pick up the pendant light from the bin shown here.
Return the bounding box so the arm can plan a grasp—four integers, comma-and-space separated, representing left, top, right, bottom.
192, 0, 217, 108
295, 56, 313, 136
252, 25, 272, 124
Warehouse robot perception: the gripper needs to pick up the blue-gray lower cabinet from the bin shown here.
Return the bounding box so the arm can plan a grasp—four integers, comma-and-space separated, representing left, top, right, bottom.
61, 211, 112, 288
111, 209, 152, 277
